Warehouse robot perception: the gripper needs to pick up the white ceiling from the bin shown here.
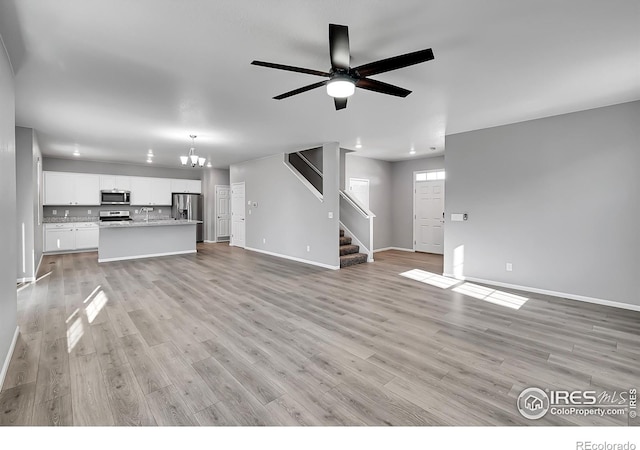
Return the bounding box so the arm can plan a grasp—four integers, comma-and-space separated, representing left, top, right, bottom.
1, 0, 638, 168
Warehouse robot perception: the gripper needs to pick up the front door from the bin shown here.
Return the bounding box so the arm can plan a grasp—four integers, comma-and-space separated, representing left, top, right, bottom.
231, 182, 245, 248
215, 185, 231, 241
348, 178, 370, 210
414, 179, 444, 254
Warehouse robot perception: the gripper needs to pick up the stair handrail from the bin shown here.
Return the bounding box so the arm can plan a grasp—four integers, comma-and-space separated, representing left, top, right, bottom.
295, 151, 323, 177
339, 190, 376, 219
339, 190, 375, 263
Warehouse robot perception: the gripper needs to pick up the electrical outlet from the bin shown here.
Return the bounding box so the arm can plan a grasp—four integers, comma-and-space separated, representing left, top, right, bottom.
263, 238, 266, 244
87, 209, 91, 215
52, 210, 57, 215
135, 209, 139, 214
306, 245, 310, 252
506, 262, 513, 272
328, 211, 333, 219
158, 209, 161, 213
65, 210, 69, 216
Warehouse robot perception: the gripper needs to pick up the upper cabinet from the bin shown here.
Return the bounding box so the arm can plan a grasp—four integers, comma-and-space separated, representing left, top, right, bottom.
44, 171, 201, 206
170, 178, 202, 194
130, 177, 172, 205
99, 175, 131, 191
44, 172, 100, 205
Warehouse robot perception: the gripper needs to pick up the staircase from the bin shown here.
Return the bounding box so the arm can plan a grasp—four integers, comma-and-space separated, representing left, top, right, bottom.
339, 229, 368, 268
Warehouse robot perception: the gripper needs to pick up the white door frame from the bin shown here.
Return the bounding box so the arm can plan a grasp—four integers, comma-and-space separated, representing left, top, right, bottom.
231, 182, 245, 248
413, 169, 445, 253
214, 185, 231, 242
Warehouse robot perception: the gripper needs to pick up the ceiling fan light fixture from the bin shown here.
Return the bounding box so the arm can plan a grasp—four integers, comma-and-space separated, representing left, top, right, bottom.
326, 77, 355, 98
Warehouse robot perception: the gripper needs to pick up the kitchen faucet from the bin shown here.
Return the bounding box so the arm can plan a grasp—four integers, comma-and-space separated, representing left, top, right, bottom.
140, 207, 152, 222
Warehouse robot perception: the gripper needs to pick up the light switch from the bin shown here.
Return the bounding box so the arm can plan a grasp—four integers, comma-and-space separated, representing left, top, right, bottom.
451, 213, 466, 222
52, 210, 57, 215
328, 212, 333, 219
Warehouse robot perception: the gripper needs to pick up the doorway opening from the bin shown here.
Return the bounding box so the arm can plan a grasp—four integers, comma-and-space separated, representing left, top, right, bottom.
231, 182, 245, 248
413, 170, 445, 254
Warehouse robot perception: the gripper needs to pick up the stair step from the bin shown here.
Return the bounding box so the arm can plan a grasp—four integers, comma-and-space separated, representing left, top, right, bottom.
339, 236, 352, 246
340, 253, 368, 268
339, 244, 360, 256
339, 229, 344, 237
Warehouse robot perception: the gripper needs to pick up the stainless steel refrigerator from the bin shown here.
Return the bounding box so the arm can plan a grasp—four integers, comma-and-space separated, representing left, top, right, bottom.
172, 193, 204, 242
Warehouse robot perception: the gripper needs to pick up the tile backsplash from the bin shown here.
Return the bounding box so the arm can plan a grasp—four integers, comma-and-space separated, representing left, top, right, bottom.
43, 205, 172, 221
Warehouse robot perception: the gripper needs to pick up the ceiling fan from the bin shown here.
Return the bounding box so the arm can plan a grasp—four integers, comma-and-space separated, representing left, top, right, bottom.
251, 24, 434, 110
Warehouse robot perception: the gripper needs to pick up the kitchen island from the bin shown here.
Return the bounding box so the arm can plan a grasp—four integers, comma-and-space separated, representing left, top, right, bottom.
98, 219, 201, 263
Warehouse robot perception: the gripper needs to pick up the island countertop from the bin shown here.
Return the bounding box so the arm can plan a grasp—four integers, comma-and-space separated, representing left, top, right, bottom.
99, 219, 202, 228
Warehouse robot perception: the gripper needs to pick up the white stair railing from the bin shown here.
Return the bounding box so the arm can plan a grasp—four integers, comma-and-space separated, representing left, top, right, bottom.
339, 190, 375, 262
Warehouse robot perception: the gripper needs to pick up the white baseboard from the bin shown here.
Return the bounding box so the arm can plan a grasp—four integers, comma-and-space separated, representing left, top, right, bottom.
374, 247, 415, 253
98, 249, 196, 263
35, 252, 43, 278
203, 240, 217, 243
0, 326, 20, 391
245, 247, 339, 270
442, 273, 640, 312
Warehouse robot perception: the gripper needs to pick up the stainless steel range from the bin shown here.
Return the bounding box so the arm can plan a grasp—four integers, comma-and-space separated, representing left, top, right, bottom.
99, 210, 133, 222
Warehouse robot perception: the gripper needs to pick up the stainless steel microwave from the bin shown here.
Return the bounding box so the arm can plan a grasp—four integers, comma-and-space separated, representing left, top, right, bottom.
100, 190, 131, 205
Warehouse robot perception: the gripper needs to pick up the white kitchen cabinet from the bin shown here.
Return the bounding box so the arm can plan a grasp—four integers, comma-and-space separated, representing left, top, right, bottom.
187, 179, 202, 194
74, 174, 101, 205
170, 179, 187, 193
75, 223, 99, 249
44, 171, 100, 205
44, 224, 76, 252
100, 175, 131, 191
44, 172, 75, 205
130, 177, 152, 205
131, 177, 172, 205
151, 178, 172, 205
170, 178, 202, 194
45, 222, 99, 252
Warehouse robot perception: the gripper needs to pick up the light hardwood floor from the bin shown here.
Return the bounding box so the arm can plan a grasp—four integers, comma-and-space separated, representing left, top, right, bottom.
1, 243, 639, 426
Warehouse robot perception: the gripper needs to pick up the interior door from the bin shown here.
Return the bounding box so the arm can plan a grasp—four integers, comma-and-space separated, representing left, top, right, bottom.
348, 178, 370, 210
215, 185, 231, 241
414, 180, 445, 254
231, 182, 245, 248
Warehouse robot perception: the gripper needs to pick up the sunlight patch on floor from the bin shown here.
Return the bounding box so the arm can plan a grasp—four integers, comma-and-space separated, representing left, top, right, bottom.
400, 269, 461, 289
452, 282, 528, 310
400, 269, 529, 310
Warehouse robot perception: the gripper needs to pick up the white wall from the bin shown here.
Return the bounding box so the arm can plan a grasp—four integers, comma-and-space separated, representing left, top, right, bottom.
230, 143, 340, 268
444, 101, 640, 308
345, 154, 392, 250
0, 34, 18, 384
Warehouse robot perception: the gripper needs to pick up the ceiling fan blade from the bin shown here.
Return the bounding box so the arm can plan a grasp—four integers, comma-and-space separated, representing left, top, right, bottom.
356, 78, 412, 97
334, 97, 348, 110
354, 48, 434, 77
251, 60, 330, 78
329, 24, 350, 70
273, 81, 328, 100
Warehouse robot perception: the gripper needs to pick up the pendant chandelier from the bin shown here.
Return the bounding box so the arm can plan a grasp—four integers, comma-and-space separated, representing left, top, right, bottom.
180, 134, 206, 167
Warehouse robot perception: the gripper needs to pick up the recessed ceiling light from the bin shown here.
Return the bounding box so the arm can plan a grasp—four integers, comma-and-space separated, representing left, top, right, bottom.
355, 141, 362, 149
73, 150, 80, 157
409, 148, 416, 155
146, 158, 152, 163
206, 162, 212, 168
147, 149, 154, 155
